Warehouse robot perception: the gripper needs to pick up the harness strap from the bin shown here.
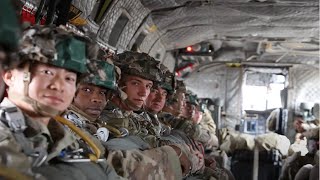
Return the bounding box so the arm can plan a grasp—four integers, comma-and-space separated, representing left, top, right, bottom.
0, 106, 48, 167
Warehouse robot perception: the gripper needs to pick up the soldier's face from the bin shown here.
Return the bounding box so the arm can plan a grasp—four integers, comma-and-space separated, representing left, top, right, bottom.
192, 106, 203, 124
3, 63, 77, 112
185, 103, 195, 119
73, 83, 108, 119
122, 75, 153, 110
171, 91, 186, 117
293, 118, 305, 133
145, 86, 168, 114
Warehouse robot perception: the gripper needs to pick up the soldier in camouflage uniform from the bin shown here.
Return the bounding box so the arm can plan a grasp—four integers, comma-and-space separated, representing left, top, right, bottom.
0, 25, 123, 180
280, 115, 319, 180
94, 51, 195, 178
142, 64, 175, 136
65, 59, 118, 142
100, 51, 163, 140
62, 57, 188, 179
150, 81, 208, 174
0, 0, 29, 179
159, 82, 233, 179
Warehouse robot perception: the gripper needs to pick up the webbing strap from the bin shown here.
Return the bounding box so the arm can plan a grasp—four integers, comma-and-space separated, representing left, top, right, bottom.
0, 106, 48, 167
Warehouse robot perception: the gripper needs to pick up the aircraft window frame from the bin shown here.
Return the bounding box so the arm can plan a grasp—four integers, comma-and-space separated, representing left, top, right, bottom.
108, 11, 130, 47
243, 71, 286, 111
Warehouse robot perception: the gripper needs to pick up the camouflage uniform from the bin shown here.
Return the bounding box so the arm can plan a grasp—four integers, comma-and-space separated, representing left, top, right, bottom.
280, 126, 319, 180
65, 104, 183, 179
100, 51, 164, 145
0, 26, 123, 180
200, 108, 219, 150
64, 51, 184, 179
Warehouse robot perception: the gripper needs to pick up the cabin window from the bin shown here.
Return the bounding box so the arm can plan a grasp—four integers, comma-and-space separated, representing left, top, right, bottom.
108, 13, 129, 47
243, 73, 285, 111
91, 0, 113, 24
131, 32, 146, 51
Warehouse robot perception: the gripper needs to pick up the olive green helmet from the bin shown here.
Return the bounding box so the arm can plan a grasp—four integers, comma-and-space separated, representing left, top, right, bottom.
159, 64, 176, 95
85, 59, 118, 91
114, 51, 162, 83
0, 0, 20, 52
166, 80, 187, 105
0, 0, 21, 70
18, 25, 88, 74
185, 91, 199, 106
176, 80, 187, 93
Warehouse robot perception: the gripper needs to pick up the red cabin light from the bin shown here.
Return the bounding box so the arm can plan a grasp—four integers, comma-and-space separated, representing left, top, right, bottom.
186, 46, 192, 52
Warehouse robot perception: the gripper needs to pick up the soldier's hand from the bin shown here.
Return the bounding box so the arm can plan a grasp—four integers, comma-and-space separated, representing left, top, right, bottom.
205, 156, 216, 170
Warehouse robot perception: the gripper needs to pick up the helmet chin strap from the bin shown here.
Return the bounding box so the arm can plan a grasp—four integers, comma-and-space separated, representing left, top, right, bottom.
124, 99, 141, 111
118, 85, 142, 111
69, 104, 96, 122
18, 63, 62, 117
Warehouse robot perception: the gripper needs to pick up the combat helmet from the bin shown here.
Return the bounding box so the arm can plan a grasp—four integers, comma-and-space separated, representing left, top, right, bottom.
85, 59, 118, 91
159, 64, 176, 95
175, 80, 187, 93
114, 51, 162, 83
167, 80, 186, 104
0, 0, 21, 69
185, 91, 199, 106
18, 25, 88, 73
13, 25, 90, 116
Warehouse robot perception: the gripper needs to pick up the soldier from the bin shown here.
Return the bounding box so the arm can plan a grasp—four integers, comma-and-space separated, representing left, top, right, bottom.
65, 59, 118, 142
0, 0, 30, 179
143, 64, 175, 136
0, 25, 123, 180
96, 51, 194, 178
62, 58, 188, 179
280, 114, 319, 180
161, 80, 187, 119
143, 65, 221, 177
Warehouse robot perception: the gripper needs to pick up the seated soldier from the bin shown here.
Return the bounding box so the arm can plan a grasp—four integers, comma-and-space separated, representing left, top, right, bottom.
0, 26, 122, 179
65, 59, 117, 142
0, 1, 27, 179
64, 58, 189, 179
143, 64, 175, 136
159, 80, 187, 127
158, 82, 232, 179
279, 113, 319, 180
66, 51, 195, 178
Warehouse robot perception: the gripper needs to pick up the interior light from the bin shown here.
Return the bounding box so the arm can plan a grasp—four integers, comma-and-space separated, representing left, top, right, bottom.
186, 46, 193, 52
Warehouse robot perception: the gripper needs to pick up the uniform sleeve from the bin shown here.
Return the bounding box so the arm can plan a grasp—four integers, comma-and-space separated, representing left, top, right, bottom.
106, 146, 182, 180
200, 109, 217, 135
195, 124, 219, 150
302, 127, 319, 139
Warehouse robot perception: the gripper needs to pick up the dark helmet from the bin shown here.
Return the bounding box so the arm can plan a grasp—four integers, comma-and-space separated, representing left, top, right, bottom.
159, 64, 176, 95
18, 25, 89, 73
85, 59, 118, 91
14, 25, 91, 116
176, 80, 187, 93
185, 91, 199, 106
0, 0, 21, 70
114, 51, 162, 83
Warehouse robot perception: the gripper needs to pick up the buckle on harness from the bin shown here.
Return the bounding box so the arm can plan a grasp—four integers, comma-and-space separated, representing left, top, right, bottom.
58, 149, 106, 163
1, 107, 26, 132
31, 147, 48, 167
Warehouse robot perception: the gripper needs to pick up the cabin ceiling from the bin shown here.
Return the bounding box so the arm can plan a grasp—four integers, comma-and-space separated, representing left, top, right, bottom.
23, 0, 319, 69
142, 0, 319, 49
